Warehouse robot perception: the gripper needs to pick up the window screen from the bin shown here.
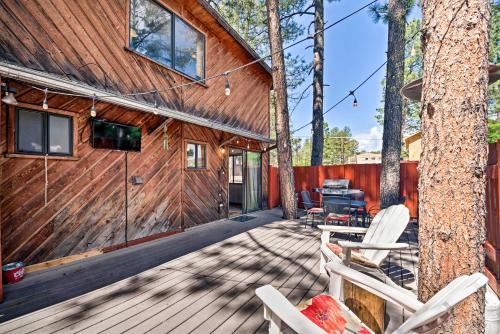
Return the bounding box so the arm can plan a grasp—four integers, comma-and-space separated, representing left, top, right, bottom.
129, 0, 173, 67
186, 142, 207, 169
129, 0, 205, 80
48, 114, 72, 155
15, 108, 72, 156
17, 109, 44, 154
174, 17, 205, 80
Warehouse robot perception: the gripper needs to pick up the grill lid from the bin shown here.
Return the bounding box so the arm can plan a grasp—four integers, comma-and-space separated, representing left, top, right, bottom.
323, 179, 350, 189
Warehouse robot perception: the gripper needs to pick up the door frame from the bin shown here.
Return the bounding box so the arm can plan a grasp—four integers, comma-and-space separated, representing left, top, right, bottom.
226, 147, 263, 215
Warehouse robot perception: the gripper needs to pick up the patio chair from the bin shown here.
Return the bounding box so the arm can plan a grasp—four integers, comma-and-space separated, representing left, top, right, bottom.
322, 196, 352, 225
349, 191, 366, 225
318, 204, 410, 289
256, 261, 488, 334
301, 190, 324, 228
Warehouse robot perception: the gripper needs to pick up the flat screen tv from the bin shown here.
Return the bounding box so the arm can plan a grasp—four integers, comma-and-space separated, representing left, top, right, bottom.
91, 119, 141, 152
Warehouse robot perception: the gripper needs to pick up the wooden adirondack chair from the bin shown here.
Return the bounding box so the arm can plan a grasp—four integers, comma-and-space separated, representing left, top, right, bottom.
319, 204, 411, 289
256, 261, 488, 334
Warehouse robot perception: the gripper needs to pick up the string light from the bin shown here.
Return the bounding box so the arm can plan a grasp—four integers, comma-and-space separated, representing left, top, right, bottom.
24, 1, 378, 103
224, 72, 231, 96
42, 88, 49, 110
90, 94, 97, 117
291, 28, 421, 134
350, 91, 358, 108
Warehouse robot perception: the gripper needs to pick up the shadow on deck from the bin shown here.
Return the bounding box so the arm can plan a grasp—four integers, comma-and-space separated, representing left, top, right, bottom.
0, 209, 419, 334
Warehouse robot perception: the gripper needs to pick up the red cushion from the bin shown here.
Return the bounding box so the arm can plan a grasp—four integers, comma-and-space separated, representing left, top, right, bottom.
297, 294, 372, 333
326, 243, 360, 256
307, 207, 324, 213
326, 213, 350, 221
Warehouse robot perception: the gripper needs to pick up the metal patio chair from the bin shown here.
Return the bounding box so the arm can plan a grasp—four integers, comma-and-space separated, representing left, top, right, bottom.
300, 190, 323, 228
322, 196, 352, 225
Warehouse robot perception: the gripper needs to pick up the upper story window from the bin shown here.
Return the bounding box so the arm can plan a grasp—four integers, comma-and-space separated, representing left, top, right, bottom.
16, 108, 73, 156
129, 0, 205, 81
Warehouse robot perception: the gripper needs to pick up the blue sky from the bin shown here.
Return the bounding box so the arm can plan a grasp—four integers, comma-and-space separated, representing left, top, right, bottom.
287, 1, 420, 151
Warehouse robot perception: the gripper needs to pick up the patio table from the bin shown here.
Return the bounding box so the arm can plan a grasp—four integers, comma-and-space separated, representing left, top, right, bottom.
313, 189, 367, 226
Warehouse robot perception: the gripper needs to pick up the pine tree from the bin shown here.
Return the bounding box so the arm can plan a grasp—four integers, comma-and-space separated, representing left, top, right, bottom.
418, 0, 490, 331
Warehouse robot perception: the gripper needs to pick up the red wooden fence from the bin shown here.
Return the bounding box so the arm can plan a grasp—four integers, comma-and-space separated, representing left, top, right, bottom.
268, 162, 419, 217
486, 142, 500, 293
268, 147, 500, 293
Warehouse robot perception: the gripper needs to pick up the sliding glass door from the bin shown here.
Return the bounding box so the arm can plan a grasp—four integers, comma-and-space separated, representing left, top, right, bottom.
243, 151, 262, 213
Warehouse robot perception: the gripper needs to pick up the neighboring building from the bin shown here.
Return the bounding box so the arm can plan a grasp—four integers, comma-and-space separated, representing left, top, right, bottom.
404, 131, 422, 161
0, 0, 272, 267
348, 152, 382, 164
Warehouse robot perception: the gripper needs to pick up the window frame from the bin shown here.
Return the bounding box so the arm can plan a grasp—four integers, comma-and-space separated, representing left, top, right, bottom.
128, 0, 206, 82
229, 155, 243, 184
185, 141, 208, 170
13, 107, 74, 157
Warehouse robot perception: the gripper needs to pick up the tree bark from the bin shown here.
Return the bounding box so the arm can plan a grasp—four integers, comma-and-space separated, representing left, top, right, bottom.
266, 0, 297, 219
380, 0, 406, 208
310, 0, 324, 166
418, 0, 490, 332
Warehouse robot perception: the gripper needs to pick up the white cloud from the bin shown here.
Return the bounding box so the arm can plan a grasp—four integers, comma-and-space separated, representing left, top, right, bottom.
354, 126, 383, 152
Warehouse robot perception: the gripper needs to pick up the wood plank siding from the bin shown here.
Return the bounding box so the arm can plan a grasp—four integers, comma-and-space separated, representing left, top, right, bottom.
0, 0, 271, 137
0, 0, 271, 266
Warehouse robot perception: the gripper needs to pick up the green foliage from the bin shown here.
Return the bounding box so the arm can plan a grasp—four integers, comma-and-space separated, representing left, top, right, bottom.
489, 1, 500, 119
208, 0, 311, 95
488, 120, 500, 144
291, 122, 359, 166
376, 1, 500, 135
369, 0, 417, 23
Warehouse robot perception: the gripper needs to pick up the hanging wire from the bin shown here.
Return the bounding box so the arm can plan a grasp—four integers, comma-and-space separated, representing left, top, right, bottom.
25, 0, 379, 101
291, 29, 421, 134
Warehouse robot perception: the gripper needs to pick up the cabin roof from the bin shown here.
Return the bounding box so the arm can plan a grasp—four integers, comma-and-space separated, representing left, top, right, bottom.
195, 0, 272, 76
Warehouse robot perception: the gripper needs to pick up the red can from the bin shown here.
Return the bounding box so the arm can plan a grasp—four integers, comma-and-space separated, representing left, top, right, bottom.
3, 262, 25, 284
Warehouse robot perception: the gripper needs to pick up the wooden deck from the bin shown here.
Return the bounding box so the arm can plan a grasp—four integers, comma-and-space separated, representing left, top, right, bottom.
0, 209, 329, 333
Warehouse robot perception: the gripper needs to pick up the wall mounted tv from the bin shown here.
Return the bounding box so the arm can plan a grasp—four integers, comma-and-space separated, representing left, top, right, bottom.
91, 119, 142, 152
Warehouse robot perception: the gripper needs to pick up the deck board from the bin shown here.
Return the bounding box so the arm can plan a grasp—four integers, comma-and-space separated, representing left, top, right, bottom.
0, 210, 328, 333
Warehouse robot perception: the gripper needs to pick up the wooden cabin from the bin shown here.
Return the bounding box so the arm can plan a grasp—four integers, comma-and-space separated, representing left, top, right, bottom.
0, 0, 272, 275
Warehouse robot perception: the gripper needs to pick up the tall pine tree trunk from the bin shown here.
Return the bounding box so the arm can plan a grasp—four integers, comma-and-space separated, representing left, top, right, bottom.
418, 0, 490, 332
380, 0, 406, 208
266, 0, 297, 219
311, 0, 324, 166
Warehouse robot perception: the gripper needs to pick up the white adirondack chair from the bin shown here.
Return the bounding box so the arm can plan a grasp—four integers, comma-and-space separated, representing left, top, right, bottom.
319, 204, 411, 289
256, 261, 488, 334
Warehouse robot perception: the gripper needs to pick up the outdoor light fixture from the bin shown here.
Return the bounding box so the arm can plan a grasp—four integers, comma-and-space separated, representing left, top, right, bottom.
90, 94, 97, 117
1, 84, 18, 105
349, 91, 358, 108
220, 147, 226, 154
131, 176, 144, 185
224, 72, 231, 96
42, 88, 49, 110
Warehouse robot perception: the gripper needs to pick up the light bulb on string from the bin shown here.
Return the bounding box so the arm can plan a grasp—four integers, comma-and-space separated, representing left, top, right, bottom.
90, 94, 97, 117
349, 91, 358, 108
224, 72, 231, 96
42, 88, 49, 110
